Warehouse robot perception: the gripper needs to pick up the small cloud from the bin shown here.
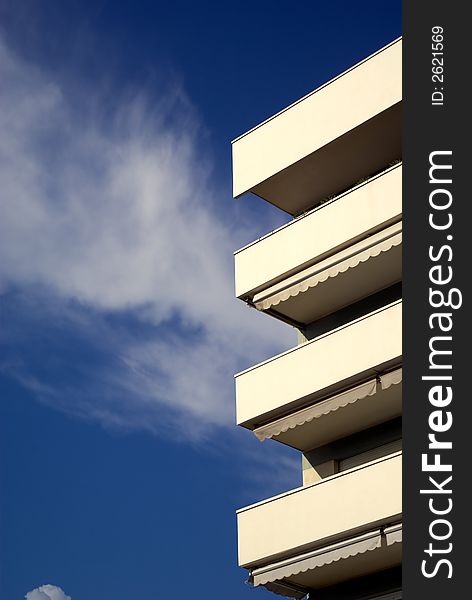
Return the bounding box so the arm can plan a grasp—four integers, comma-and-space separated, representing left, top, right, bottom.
25, 584, 71, 600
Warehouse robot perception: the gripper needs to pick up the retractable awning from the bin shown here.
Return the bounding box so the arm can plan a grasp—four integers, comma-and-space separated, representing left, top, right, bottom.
254, 379, 376, 441
252, 222, 402, 325
254, 368, 402, 444
252, 529, 382, 587
250, 525, 403, 598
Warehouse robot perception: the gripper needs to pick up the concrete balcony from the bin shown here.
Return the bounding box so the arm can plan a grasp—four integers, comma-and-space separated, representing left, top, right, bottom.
235, 164, 402, 326
237, 453, 402, 596
235, 301, 402, 434
232, 38, 401, 216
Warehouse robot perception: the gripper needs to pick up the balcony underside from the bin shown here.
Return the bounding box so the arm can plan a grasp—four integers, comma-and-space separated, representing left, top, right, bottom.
248, 103, 401, 216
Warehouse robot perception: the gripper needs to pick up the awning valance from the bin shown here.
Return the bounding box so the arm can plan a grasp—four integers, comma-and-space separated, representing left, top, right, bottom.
254, 379, 376, 442
381, 368, 403, 390
254, 368, 402, 442
252, 530, 382, 588
253, 223, 402, 312
385, 523, 403, 546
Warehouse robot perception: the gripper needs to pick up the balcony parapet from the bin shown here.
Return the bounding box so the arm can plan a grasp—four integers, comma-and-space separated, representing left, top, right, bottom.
232, 39, 401, 215
237, 452, 402, 578
235, 301, 402, 432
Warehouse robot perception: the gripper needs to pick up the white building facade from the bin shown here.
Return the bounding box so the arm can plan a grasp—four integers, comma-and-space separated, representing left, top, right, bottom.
232, 38, 402, 600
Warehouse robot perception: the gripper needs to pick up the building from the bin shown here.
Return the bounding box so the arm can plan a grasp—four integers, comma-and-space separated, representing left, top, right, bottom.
231, 38, 402, 600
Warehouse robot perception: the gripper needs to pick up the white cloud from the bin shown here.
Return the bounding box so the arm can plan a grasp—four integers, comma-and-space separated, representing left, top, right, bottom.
0, 35, 293, 438
26, 584, 71, 600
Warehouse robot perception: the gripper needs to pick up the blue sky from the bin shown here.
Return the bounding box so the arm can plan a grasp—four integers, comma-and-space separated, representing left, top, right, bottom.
0, 2, 401, 598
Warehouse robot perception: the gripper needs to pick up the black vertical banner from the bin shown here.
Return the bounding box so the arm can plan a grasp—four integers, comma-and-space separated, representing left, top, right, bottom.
403, 3, 469, 600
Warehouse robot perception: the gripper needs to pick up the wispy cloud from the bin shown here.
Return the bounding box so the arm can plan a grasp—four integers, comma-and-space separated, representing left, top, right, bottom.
0, 35, 293, 440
